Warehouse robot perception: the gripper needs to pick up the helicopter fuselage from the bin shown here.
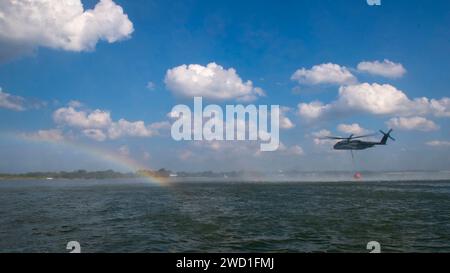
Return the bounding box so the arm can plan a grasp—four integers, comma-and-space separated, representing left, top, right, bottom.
326, 129, 394, 150
333, 140, 381, 150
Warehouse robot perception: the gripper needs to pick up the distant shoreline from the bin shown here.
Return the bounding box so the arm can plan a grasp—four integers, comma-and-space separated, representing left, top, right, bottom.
1, 169, 450, 183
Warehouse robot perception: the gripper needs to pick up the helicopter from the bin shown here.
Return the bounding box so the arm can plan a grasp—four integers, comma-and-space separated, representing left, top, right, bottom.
321, 129, 395, 179
322, 129, 395, 151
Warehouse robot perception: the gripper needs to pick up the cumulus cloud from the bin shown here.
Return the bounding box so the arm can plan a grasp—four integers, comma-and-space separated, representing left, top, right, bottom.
53, 107, 112, 129
430, 98, 450, 117
357, 59, 406, 78
426, 140, 450, 147
82, 129, 107, 141
0, 87, 46, 111
0, 89, 25, 111
337, 83, 412, 115
297, 101, 330, 120
53, 102, 167, 141
291, 63, 357, 85
280, 107, 295, 129
165, 62, 265, 101
108, 119, 155, 139
337, 123, 370, 135
297, 83, 450, 121
148, 121, 171, 130
24, 129, 65, 142
0, 0, 133, 61
289, 145, 304, 155
278, 144, 304, 156
68, 100, 83, 108
311, 129, 334, 145
386, 116, 439, 131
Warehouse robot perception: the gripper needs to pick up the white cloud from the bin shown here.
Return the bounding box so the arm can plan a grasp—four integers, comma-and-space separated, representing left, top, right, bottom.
311, 129, 334, 145
298, 83, 450, 121
118, 145, 130, 157
426, 140, 450, 147
337, 83, 411, 115
285, 145, 304, 156
0, 0, 133, 60
297, 101, 330, 120
291, 63, 357, 85
148, 121, 171, 130
357, 59, 406, 78
337, 123, 370, 135
53, 102, 167, 141
68, 100, 83, 108
280, 107, 295, 129
280, 116, 295, 130
0, 89, 25, 111
25, 129, 65, 142
165, 62, 265, 101
108, 119, 155, 139
386, 116, 439, 131
82, 129, 107, 141
53, 107, 112, 129
167, 109, 182, 119
312, 129, 332, 138
430, 97, 450, 117
0, 87, 45, 111
146, 81, 156, 90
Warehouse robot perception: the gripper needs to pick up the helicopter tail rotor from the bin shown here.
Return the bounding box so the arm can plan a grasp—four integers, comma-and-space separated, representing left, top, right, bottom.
379, 129, 395, 144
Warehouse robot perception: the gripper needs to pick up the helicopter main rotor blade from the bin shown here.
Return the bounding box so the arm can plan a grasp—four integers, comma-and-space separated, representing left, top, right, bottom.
348, 133, 378, 139
320, 136, 348, 140
319, 133, 377, 140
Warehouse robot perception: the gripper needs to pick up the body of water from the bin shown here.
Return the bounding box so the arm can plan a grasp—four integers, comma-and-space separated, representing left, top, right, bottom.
1, 179, 450, 252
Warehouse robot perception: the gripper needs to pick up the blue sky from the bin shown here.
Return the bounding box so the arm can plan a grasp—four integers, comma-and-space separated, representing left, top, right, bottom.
0, 0, 449, 172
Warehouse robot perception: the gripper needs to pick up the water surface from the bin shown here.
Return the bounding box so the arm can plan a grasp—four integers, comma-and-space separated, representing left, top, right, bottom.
1, 179, 449, 252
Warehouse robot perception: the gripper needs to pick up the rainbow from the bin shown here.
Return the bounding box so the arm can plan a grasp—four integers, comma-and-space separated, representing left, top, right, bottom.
11, 132, 170, 186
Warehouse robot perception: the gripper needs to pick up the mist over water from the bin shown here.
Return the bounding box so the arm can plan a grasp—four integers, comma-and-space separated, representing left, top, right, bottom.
1, 177, 450, 252
186, 170, 450, 183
